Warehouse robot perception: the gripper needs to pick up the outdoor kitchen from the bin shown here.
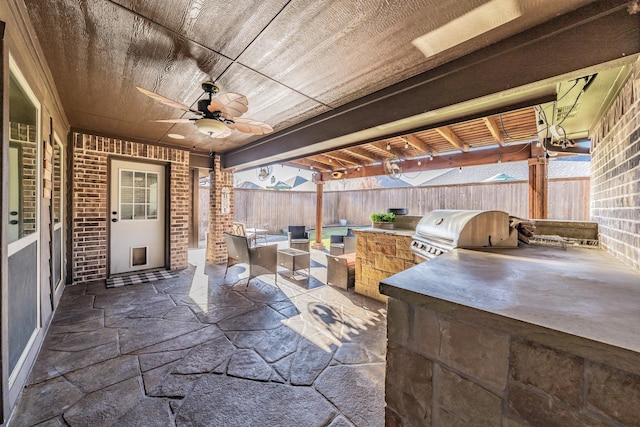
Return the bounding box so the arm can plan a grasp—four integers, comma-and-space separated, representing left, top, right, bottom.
363, 208, 640, 425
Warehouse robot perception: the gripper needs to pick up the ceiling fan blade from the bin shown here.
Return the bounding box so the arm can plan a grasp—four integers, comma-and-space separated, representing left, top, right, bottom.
228, 118, 273, 135
136, 86, 200, 114
152, 118, 193, 123
207, 92, 249, 119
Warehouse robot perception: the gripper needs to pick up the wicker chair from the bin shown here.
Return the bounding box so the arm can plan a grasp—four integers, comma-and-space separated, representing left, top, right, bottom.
232, 222, 255, 244
287, 225, 309, 251
326, 252, 356, 290
224, 232, 277, 286
329, 235, 356, 255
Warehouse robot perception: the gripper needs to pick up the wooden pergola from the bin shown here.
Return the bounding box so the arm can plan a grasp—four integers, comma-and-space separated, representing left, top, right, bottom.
284, 106, 578, 248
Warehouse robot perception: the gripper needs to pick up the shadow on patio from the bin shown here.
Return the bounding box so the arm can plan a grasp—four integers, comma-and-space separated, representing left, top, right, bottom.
10, 244, 387, 427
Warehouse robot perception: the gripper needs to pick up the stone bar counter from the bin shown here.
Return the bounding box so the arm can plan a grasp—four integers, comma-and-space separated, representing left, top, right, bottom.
352, 215, 423, 302
380, 245, 640, 426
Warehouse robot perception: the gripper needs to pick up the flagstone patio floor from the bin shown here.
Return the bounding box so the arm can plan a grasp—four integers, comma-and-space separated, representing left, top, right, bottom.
9, 247, 387, 426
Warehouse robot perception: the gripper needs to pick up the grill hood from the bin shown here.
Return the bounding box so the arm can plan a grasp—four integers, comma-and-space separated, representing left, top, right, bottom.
412, 210, 518, 258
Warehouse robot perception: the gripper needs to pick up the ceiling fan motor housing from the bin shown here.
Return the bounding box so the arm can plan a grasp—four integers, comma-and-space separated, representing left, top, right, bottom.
195, 118, 228, 136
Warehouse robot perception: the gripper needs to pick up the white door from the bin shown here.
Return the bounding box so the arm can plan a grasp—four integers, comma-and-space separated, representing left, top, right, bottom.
110, 160, 166, 275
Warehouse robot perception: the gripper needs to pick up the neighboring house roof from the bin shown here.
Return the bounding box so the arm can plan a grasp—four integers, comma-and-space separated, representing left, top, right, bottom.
292, 180, 320, 192
548, 157, 591, 178
421, 158, 589, 186
267, 181, 292, 190
283, 175, 309, 188
237, 181, 263, 189
483, 173, 518, 182
377, 175, 412, 188
421, 162, 529, 186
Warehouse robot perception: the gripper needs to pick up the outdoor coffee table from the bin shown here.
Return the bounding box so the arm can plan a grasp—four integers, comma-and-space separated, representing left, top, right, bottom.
277, 248, 311, 281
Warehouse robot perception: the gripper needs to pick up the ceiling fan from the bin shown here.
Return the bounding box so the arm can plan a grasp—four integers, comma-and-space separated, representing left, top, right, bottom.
256, 165, 273, 181
383, 156, 403, 180
136, 81, 273, 138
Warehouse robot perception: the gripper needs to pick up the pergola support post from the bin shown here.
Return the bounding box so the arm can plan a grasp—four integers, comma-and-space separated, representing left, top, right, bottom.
312, 181, 325, 250
528, 153, 548, 219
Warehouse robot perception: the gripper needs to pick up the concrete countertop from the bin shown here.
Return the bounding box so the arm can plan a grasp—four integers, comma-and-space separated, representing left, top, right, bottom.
380, 245, 640, 353
353, 227, 415, 237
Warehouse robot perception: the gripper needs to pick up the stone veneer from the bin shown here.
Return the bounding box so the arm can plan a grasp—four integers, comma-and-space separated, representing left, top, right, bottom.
206, 154, 234, 264
71, 133, 190, 283
354, 229, 420, 302
590, 63, 640, 271
385, 298, 640, 426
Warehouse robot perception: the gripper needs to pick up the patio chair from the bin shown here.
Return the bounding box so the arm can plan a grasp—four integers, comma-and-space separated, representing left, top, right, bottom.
329, 234, 356, 256
326, 252, 356, 290
287, 225, 309, 251
232, 222, 256, 243
224, 232, 278, 287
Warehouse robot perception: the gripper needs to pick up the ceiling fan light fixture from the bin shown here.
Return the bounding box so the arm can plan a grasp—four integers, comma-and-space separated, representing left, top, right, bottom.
195, 118, 228, 136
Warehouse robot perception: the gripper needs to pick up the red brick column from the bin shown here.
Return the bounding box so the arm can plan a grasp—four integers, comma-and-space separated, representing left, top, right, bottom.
206, 155, 234, 263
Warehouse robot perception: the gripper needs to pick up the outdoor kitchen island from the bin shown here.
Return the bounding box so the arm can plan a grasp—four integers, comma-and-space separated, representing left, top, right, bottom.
380, 244, 640, 426
352, 214, 423, 302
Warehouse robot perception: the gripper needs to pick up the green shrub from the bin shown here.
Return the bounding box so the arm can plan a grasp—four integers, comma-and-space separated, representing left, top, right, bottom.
369, 212, 396, 223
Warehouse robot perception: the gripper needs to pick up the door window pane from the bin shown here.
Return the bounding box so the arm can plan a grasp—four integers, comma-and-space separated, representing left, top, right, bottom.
8, 73, 39, 244
119, 170, 159, 221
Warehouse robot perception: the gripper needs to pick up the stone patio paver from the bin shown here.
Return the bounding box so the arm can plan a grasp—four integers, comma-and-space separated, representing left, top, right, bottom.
9, 247, 386, 426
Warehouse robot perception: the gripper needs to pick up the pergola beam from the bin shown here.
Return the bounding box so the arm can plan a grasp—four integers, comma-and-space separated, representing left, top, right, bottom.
436, 126, 469, 152
482, 116, 505, 147
323, 152, 361, 166
342, 147, 378, 163
317, 143, 530, 181
405, 134, 438, 156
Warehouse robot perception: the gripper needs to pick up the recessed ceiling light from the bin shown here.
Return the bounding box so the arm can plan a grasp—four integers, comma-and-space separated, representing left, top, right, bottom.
168, 133, 185, 139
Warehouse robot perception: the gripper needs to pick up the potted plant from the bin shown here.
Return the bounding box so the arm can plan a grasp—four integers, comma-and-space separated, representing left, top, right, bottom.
369, 212, 396, 229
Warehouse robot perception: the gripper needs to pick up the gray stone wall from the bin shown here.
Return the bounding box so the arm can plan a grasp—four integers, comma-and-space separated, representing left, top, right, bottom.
385, 298, 640, 426
590, 63, 640, 272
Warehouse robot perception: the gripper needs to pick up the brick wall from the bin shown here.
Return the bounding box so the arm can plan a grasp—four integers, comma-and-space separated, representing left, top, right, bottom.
71, 133, 190, 284
206, 154, 234, 264
590, 65, 640, 271
386, 299, 640, 426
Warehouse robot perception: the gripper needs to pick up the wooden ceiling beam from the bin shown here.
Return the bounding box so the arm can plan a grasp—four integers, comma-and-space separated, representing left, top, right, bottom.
436, 126, 469, 152
482, 116, 505, 147
290, 158, 332, 171
405, 134, 438, 155
324, 151, 360, 166
311, 154, 346, 169
342, 147, 379, 163
318, 143, 530, 181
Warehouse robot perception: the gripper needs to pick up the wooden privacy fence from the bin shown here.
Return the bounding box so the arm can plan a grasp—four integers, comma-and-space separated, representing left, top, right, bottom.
202, 178, 590, 233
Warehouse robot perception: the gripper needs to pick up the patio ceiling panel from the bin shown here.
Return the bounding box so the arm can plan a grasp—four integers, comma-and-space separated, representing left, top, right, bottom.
20, 0, 638, 169
109, 0, 291, 60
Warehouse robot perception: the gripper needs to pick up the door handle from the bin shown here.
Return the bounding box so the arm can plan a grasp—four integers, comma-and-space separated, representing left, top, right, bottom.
10, 211, 18, 216
9, 220, 18, 225
111, 218, 118, 222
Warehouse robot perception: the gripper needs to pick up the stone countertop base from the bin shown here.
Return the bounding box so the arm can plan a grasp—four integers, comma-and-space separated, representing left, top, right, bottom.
381, 244, 640, 426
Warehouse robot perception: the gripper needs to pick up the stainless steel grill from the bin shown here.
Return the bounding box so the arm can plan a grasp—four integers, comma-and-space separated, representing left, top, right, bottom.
411, 209, 518, 260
